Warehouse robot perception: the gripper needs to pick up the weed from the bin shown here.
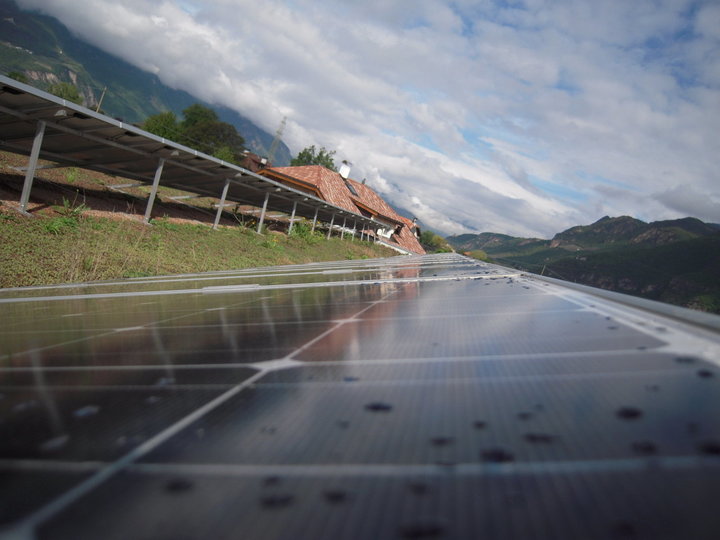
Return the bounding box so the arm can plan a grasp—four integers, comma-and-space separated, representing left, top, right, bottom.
65, 167, 79, 184
231, 206, 246, 226
54, 196, 87, 218
261, 234, 283, 250
289, 222, 311, 238
290, 222, 322, 245
43, 216, 79, 235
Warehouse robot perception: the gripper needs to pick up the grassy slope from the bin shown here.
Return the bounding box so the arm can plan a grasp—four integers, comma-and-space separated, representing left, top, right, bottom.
0, 211, 394, 287
0, 151, 396, 287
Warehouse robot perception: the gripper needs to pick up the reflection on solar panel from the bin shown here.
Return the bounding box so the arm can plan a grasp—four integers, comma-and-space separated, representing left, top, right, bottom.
1, 253, 719, 539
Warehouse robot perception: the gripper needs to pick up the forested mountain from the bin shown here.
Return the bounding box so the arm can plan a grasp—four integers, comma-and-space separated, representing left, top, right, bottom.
447, 216, 720, 313
0, 0, 291, 165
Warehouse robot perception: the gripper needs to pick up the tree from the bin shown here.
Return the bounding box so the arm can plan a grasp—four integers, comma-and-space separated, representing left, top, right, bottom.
140, 103, 245, 163
178, 104, 244, 163
143, 111, 179, 139
212, 146, 237, 163
182, 118, 245, 161
180, 103, 219, 130
48, 82, 83, 105
290, 145, 337, 171
466, 249, 490, 262
420, 230, 453, 253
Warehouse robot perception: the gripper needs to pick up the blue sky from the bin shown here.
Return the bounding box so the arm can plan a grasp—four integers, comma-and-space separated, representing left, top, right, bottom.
19, 0, 720, 237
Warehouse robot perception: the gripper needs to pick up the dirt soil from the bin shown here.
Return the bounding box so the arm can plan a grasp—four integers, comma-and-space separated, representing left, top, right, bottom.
0, 151, 258, 228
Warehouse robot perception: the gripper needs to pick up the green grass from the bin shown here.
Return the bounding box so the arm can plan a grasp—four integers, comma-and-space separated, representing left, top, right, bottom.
0, 209, 396, 287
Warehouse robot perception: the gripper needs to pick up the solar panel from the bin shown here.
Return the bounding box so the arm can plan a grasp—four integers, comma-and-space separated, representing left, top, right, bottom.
1, 253, 719, 539
0, 75, 375, 231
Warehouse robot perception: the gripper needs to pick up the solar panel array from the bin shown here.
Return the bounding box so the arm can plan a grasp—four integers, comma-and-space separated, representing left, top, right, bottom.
0, 74, 374, 229
1, 253, 719, 539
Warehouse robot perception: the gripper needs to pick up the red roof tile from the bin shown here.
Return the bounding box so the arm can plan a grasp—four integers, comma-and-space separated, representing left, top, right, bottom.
262, 165, 425, 254
266, 166, 358, 214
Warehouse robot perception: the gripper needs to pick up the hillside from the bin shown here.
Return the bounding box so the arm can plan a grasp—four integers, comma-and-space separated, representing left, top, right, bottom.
446, 216, 720, 314
0, 151, 395, 286
0, 0, 292, 165
549, 236, 720, 313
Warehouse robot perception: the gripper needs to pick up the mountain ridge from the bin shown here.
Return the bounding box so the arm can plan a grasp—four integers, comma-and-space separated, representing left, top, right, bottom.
448, 215, 718, 253
446, 215, 720, 313
0, 0, 292, 165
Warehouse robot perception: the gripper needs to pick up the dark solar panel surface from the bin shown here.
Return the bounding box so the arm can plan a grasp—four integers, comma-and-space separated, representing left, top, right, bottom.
1, 253, 719, 539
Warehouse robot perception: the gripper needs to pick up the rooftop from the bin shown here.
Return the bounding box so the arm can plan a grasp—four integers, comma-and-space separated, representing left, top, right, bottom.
263, 165, 425, 254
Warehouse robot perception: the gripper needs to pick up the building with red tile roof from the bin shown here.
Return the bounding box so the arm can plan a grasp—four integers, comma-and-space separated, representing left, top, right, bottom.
260, 165, 425, 254
237, 150, 269, 173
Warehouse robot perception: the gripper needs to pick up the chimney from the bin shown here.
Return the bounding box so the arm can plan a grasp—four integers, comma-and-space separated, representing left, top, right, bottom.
339, 163, 351, 179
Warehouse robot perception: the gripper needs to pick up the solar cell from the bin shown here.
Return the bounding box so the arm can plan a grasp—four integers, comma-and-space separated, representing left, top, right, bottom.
1, 253, 719, 539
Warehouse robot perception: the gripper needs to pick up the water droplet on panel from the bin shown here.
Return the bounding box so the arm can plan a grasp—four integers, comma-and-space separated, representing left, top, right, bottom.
165, 478, 194, 494
631, 441, 657, 455
480, 448, 515, 463
260, 494, 294, 509
365, 402, 393, 412
430, 436, 454, 447
73, 405, 100, 418
323, 490, 348, 504
524, 433, 556, 444
697, 369, 714, 379
616, 407, 643, 420
398, 521, 446, 538
698, 440, 720, 456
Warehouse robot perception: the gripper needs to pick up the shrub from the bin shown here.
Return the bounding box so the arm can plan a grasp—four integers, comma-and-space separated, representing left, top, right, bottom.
289, 222, 321, 244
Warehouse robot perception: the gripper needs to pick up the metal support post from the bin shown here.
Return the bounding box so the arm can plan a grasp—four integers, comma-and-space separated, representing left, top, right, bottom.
257, 192, 270, 234
213, 178, 231, 230
341, 217, 347, 239
352, 220, 357, 241
288, 201, 297, 234
326, 213, 335, 239
311, 207, 319, 233
144, 158, 165, 223
19, 120, 46, 213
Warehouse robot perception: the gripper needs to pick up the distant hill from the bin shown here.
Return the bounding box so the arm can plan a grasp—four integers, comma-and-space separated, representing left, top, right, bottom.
0, 0, 291, 165
550, 215, 717, 249
446, 216, 720, 314
448, 232, 547, 254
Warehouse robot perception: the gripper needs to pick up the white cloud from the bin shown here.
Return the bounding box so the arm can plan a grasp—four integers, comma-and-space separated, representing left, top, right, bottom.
16, 0, 720, 237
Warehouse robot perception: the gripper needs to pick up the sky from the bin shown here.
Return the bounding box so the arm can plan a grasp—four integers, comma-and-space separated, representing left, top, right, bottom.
18, 0, 720, 238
